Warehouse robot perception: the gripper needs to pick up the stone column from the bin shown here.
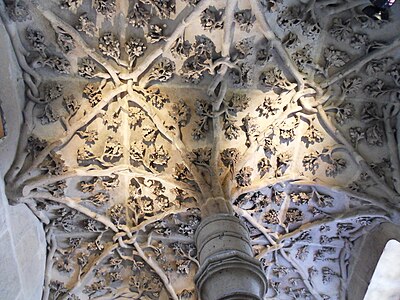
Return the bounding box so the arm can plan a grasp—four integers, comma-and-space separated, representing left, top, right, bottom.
195, 198, 267, 300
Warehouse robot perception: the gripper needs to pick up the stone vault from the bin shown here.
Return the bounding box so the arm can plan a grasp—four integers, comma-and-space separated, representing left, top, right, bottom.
1, 0, 400, 299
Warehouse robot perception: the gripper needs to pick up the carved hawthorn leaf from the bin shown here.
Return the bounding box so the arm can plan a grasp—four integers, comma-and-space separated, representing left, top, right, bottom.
335, 103, 354, 125
349, 127, 364, 146
45, 180, 67, 198
145, 88, 170, 110
26, 28, 46, 56
323, 46, 349, 71
83, 83, 103, 107
172, 163, 193, 181
314, 194, 334, 208
188, 147, 211, 165
6, 0, 30, 22
361, 102, 380, 123
276, 152, 291, 177
329, 18, 352, 42
130, 142, 145, 163
263, 135, 277, 157
77, 129, 98, 145
147, 24, 166, 43
260, 67, 293, 91
258, 158, 271, 178
364, 79, 392, 98
257, 97, 279, 118
264, 209, 279, 224
223, 117, 240, 140
302, 151, 320, 174
236, 166, 253, 187
38, 104, 59, 125
201, 7, 224, 31
285, 208, 303, 224
148, 58, 175, 83
142, 0, 175, 19
99, 33, 120, 60
341, 77, 362, 96
171, 35, 192, 59
365, 124, 385, 146
76, 13, 97, 37
102, 137, 123, 162
27, 135, 47, 158
77, 146, 96, 165
235, 37, 253, 59
103, 109, 122, 131
290, 192, 310, 206
301, 18, 320, 40
128, 2, 151, 27
35, 55, 71, 74
149, 145, 170, 171
234, 9, 255, 32
40, 153, 67, 175
366, 58, 393, 76
387, 64, 400, 87
60, 0, 83, 10
221, 148, 240, 171
226, 93, 250, 116
94, 0, 116, 18
128, 107, 146, 129
56, 31, 75, 53
350, 33, 369, 50
279, 117, 298, 143
125, 38, 147, 68
169, 99, 191, 127
302, 124, 324, 147
87, 191, 109, 206
325, 158, 347, 177
42, 82, 63, 104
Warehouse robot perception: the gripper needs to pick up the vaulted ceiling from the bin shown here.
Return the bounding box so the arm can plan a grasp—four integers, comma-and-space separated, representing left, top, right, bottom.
1, 0, 400, 299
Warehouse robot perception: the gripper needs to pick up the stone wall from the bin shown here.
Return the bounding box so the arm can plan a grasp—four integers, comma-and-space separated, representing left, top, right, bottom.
0, 14, 46, 300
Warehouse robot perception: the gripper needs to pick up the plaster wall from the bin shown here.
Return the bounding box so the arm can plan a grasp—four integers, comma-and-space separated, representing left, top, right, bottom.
0, 14, 46, 300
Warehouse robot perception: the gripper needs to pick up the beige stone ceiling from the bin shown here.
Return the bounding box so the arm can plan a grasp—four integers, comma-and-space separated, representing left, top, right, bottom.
1, 0, 400, 299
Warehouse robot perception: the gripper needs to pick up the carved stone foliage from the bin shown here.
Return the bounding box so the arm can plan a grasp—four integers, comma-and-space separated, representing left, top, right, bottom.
4, 0, 400, 299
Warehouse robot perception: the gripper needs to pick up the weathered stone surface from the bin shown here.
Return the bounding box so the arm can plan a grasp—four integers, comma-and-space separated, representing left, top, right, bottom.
0, 232, 22, 299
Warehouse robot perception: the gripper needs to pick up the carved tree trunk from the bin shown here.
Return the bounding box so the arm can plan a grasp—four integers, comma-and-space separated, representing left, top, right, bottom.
195, 198, 267, 300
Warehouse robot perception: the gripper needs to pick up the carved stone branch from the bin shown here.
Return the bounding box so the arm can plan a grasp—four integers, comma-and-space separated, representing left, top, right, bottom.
37, 8, 120, 84
292, 179, 398, 215
317, 105, 400, 203
209, 0, 237, 199
119, 0, 212, 82
42, 228, 57, 300
233, 206, 277, 246
280, 249, 323, 300
133, 241, 179, 300
324, 0, 367, 15
129, 207, 189, 234
383, 105, 400, 194
5, 101, 35, 183
126, 84, 210, 199
64, 243, 119, 298
21, 165, 129, 197
28, 192, 119, 232
250, 0, 305, 90
322, 37, 400, 88
15, 84, 128, 187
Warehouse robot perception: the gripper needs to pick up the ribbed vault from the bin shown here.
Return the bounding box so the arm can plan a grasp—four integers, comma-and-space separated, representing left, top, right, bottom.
1, 0, 400, 299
